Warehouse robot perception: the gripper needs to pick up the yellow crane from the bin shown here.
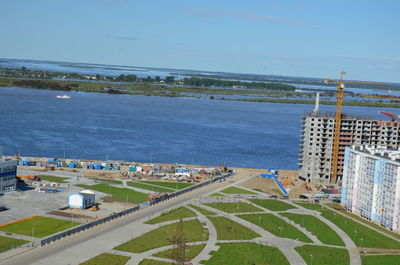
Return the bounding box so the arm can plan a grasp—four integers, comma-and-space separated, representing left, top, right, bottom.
325, 72, 386, 183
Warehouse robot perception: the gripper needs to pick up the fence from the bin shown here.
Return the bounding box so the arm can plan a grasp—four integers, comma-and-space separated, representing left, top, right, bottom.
40, 172, 233, 247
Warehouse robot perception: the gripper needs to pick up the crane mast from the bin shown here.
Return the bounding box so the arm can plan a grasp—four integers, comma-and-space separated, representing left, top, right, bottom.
325, 74, 386, 183
330, 71, 346, 184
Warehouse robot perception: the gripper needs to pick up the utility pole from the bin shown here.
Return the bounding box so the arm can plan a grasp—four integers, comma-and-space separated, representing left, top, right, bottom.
169, 218, 187, 265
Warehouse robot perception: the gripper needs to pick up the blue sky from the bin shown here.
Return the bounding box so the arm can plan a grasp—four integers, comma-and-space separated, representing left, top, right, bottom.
1, 0, 399, 82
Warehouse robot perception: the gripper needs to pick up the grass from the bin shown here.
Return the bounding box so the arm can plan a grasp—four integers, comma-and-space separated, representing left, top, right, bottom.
152, 244, 205, 261
94, 178, 121, 185
250, 199, 296, 211
238, 213, 313, 243
0, 216, 80, 238
295, 245, 350, 265
75, 184, 148, 203
188, 204, 216, 216
280, 213, 345, 246
325, 203, 400, 241
128, 181, 173, 193
80, 253, 131, 265
294, 202, 325, 211
361, 255, 400, 265
139, 260, 171, 265
205, 202, 262, 213
0, 235, 29, 253
139, 180, 194, 190
209, 193, 224, 196
220, 186, 256, 194
298, 203, 400, 249
145, 207, 196, 224
114, 219, 208, 253
38, 175, 69, 183
200, 242, 290, 265
207, 216, 260, 240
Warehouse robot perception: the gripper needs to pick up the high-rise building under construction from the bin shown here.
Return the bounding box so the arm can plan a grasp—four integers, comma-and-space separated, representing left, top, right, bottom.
299, 112, 400, 183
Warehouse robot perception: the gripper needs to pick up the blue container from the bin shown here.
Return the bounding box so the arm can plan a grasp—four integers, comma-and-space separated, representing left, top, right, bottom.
113, 166, 120, 170
88, 164, 94, 169
94, 164, 102, 170
129, 166, 136, 172
105, 165, 111, 170
68, 163, 75, 168
57, 162, 61, 167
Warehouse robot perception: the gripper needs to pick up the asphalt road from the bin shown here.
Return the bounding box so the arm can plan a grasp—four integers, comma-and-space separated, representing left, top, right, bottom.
0, 173, 247, 265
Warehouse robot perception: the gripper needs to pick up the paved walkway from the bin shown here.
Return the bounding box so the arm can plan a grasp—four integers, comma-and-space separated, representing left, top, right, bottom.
292, 202, 361, 265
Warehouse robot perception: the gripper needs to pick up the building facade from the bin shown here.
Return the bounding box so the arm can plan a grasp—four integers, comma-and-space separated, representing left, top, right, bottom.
299, 113, 400, 183
0, 159, 18, 193
341, 145, 400, 232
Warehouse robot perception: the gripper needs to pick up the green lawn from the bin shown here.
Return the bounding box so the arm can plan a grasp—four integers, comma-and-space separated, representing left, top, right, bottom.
325, 203, 400, 241
80, 253, 130, 265
145, 207, 196, 224
114, 220, 208, 253
139, 181, 194, 190
295, 245, 350, 265
0, 235, 29, 253
280, 213, 345, 246
220, 186, 256, 194
39, 175, 69, 183
0, 217, 80, 238
294, 202, 325, 211
361, 255, 400, 265
250, 199, 296, 211
139, 260, 171, 265
238, 213, 313, 243
200, 242, 290, 265
94, 178, 122, 185
128, 181, 173, 193
188, 204, 216, 216
298, 203, 400, 249
75, 184, 148, 203
205, 202, 262, 213
207, 216, 260, 240
209, 193, 224, 196
152, 244, 205, 261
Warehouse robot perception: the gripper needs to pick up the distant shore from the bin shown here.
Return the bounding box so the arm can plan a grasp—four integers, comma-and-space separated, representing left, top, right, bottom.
1, 76, 399, 108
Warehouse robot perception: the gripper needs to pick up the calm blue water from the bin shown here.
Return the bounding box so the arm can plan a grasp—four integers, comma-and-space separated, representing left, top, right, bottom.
1, 86, 397, 169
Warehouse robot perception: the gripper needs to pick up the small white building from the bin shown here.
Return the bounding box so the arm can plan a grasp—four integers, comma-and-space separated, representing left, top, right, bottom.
68, 189, 95, 209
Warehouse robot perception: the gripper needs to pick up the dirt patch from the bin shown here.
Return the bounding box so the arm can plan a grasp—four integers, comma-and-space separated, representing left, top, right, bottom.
47, 210, 94, 220
239, 177, 283, 195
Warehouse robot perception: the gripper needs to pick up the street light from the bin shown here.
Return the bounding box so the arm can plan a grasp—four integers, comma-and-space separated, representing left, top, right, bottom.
310, 254, 314, 265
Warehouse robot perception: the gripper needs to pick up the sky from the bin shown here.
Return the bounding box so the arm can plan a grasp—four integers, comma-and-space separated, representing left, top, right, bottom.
0, 0, 399, 82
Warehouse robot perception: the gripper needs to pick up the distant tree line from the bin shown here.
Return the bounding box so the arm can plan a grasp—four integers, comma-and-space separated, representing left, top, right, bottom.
182, 77, 296, 91
13, 80, 78, 91
114, 74, 176, 83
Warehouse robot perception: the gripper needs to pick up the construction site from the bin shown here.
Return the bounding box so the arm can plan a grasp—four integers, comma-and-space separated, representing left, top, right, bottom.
299, 72, 400, 184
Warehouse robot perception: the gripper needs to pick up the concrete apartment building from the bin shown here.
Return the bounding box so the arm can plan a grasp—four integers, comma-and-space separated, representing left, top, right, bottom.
341, 145, 400, 232
299, 113, 400, 183
0, 159, 18, 193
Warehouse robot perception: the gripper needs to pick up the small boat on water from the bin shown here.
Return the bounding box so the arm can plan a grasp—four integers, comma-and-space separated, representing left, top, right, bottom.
56, 95, 71, 99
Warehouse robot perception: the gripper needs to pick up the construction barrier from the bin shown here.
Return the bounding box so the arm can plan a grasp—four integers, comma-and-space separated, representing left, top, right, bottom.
0, 215, 42, 228
40, 172, 233, 247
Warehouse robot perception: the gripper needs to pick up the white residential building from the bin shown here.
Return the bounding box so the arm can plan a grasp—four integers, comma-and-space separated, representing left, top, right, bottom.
341, 145, 400, 232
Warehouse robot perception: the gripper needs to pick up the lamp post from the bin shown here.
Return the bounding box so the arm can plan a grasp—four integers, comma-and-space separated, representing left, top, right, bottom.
310, 254, 314, 265
32, 223, 35, 247
258, 216, 262, 227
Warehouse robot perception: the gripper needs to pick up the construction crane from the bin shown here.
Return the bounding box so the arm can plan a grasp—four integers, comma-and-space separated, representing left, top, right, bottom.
378, 111, 400, 121
325, 72, 386, 184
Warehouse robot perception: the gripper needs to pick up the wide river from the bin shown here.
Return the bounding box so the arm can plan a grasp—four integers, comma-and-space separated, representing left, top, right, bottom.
0, 87, 397, 169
